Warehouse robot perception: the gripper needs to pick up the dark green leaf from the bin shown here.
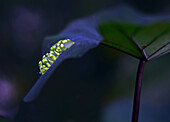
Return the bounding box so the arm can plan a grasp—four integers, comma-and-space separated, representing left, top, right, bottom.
99, 22, 170, 60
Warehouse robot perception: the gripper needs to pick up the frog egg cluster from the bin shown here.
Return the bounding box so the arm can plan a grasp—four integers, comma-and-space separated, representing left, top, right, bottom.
39, 39, 75, 75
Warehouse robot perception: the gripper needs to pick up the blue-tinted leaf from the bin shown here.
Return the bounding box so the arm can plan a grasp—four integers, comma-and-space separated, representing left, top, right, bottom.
24, 6, 170, 102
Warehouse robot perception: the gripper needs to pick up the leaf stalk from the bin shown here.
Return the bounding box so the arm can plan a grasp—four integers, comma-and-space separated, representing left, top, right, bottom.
132, 60, 146, 122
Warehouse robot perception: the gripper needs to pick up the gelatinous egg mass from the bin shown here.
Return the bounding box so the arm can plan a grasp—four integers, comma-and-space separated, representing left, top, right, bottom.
39, 39, 75, 75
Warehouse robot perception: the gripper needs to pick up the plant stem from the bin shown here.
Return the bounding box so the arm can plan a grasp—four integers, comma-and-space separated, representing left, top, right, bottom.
132, 60, 146, 122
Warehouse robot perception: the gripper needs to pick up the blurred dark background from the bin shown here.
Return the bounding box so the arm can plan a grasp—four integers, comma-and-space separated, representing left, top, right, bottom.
0, 0, 170, 122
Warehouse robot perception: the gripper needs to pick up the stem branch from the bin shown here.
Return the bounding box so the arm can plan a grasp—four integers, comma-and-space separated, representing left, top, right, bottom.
132, 60, 146, 122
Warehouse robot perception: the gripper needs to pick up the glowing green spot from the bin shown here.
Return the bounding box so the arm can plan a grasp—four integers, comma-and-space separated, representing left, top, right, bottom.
43, 55, 46, 58
48, 59, 54, 64
41, 69, 46, 75
48, 53, 56, 60
40, 65, 46, 69
46, 62, 51, 68
50, 51, 54, 54
52, 56, 57, 60
62, 39, 68, 43
44, 67, 49, 71
42, 58, 48, 63
60, 44, 64, 48
54, 51, 60, 56
60, 44, 67, 51
50, 45, 56, 51
48, 53, 53, 58
39, 61, 42, 66
56, 47, 62, 52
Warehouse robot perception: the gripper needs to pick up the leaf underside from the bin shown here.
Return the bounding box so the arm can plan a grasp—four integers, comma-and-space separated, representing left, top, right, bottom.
24, 6, 170, 102
99, 22, 170, 60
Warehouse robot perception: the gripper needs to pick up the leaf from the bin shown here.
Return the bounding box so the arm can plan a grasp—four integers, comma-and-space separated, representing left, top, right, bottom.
23, 6, 170, 102
99, 23, 143, 59
23, 17, 103, 102
99, 20, 170, 61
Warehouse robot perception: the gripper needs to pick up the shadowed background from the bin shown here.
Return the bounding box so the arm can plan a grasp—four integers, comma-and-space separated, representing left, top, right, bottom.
1, 0, 170, 121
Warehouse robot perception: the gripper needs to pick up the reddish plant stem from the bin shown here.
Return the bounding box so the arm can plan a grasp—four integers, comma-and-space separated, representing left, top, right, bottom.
132, 60, 146, 122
